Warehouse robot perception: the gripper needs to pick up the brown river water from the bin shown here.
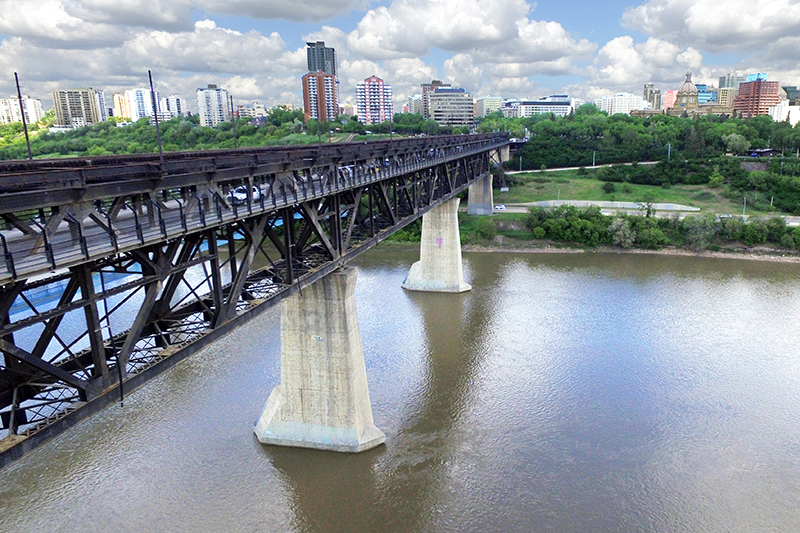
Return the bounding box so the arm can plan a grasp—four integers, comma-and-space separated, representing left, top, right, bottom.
1, 250, 800, 532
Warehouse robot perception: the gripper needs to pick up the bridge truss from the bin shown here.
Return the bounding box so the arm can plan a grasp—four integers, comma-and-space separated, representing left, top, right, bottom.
0, 133, 507, 461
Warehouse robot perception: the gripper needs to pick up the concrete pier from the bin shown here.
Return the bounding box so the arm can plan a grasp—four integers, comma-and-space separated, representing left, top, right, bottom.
402, 197, 471, 293
254, 267, 385, 452
467, 173, 493, 215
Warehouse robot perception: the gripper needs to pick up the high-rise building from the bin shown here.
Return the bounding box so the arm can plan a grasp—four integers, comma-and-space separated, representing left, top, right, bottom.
96, 90, 108, 122
476, 96, 503, 117
0, 95, 45, 125
161, 95, 188, 118
782, 86, 800, 105
307, 41, 337, 77
662, 90, 677, 110
113, 93, 132, 120
421, 80, 450, 119
769, 101, 800, 127
719, 72, 748, 90
733, 80, 782, 117
196, 84, 231, 127
356, 75, 393, 125
125, 88, 160, 122
643, 83, 661, 110
594, 93, 646, 115
429, 87, 473, 126
407, 94, 423, 115
717, 88, 737, 108
302, 72, 338, 122
52, 88, 102, 127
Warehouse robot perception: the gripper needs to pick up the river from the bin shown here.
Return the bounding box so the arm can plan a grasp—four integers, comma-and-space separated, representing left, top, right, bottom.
1, 250, 799, 532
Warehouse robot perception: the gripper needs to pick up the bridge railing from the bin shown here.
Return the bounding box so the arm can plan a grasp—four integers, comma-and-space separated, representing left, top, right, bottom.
0, 134, 508, 282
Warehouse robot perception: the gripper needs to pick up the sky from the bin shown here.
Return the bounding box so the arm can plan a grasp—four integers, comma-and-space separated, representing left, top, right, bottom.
1, 0, 799, 112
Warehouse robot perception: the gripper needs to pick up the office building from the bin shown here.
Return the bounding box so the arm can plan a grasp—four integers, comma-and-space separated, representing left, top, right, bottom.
196, 84, 231, 127
769, 101, 800, 126
302, 71, 338, 122
0, 95, 45, 125
502, 95, 576, 118
356, 75, 393, 125
594, 93, 645, 115
783, 86, 800, 105
719, 72, 748, 90
52, 88, 102, 127
733, 80, 782, 117
429, 87, 473, 126
307, 41, 337, 77
643, 83, 661, 111
421, 80, 450, 119
476, 96, 503, 117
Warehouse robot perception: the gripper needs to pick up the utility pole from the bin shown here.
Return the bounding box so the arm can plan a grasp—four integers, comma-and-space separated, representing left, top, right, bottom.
148, 70, 164, 166
14, 73, 33, 160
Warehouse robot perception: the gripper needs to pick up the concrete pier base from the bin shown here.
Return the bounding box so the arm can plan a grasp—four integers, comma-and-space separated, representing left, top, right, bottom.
402, 197, 471, 293
467, 173, 493, 215
254, 267, 385, 453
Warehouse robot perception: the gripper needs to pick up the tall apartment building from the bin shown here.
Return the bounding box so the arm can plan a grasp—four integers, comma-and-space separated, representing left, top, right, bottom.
476, 96, 503, 117
407, 94, 423, 115
302, 71, 338, 122
356, 75, 393, 125
733, 80, 782, 117
643, 83, 661, 110
52, 88, 102, 127
594, 93, 645, 115
429, 87, 473, 126
196, 84, 231, 127
307, 41, 337, 77
0, 95, 45, 125
421, 80, 450, 119
161, 95, 188, 118
125, 88, 161, 122
113, 93, 132, 120
662, 90, 677, 110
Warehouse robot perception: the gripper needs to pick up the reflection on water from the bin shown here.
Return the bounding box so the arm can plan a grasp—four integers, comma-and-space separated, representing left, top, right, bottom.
2, 250, 800, 533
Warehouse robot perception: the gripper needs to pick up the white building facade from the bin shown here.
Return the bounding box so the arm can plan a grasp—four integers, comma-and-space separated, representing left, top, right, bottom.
125, 88, 160, 122
161, 95, 188, 118
0, 96, 45, 124
196, 84, 231, 127
594, 93, 646, 115
356, 75, 393, 125
429, 88, 473, 127
475, 96, 503, 117
502, 95, 576, 118
769, 101, 800, 127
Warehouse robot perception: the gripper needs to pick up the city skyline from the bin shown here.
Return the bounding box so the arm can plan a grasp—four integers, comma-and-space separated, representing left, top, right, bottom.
1, 0, 798, 113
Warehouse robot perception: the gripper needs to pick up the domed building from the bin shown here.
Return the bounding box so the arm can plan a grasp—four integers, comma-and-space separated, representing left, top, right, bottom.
674, 71, 698, 111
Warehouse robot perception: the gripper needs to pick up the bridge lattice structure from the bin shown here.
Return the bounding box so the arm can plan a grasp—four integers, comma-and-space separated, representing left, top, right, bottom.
0, 133, 508, 459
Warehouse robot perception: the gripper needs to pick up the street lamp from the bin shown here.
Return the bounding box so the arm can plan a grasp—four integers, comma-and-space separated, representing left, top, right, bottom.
742, 196, 747, 217
667, 142, 671, 162
592, 150, 596, 167
520, 156, 523, 172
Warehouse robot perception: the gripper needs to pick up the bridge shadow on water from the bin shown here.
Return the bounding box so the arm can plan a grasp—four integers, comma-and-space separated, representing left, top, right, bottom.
262, 256, 502, 533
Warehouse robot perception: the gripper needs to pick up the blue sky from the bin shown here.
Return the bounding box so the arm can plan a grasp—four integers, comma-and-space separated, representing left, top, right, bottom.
1, 0, 798, 110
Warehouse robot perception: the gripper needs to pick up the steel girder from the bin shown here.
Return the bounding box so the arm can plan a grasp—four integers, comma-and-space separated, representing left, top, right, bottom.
0, 136, 504, 460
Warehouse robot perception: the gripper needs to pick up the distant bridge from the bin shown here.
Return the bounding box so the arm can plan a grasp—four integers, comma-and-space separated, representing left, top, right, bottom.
0, 133, 509, 464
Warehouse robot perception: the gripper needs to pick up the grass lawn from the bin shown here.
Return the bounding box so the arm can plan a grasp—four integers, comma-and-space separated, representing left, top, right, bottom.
494, 168, 779, 216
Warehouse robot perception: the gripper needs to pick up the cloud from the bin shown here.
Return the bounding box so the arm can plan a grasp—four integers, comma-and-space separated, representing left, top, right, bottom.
347, 0, 532, 59
200, 0, 359, 23
623, 0, 800, 54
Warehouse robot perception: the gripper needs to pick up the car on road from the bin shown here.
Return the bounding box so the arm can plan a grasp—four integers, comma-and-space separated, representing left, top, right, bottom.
494, 204, 506, 210
229, 185, 262, 205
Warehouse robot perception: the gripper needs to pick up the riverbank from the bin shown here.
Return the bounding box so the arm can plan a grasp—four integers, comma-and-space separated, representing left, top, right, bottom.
380, 237, 800, 264
462, 241, 800, 264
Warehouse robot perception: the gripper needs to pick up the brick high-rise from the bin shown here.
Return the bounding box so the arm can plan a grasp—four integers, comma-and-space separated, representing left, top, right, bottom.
733, 80, 782, 117
303, 71, 338, 122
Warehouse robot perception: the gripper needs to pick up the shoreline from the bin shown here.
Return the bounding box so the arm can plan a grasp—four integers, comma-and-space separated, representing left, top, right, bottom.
461, 242, 800, 264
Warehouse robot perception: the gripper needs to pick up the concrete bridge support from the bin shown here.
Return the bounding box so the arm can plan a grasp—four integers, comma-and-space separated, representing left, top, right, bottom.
254, 267, 385, 452
467, 172, 493, 215
402, 197, 471, 293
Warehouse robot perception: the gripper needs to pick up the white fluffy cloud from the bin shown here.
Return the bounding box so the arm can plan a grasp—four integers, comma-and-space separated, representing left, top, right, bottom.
623, 0, 800, 53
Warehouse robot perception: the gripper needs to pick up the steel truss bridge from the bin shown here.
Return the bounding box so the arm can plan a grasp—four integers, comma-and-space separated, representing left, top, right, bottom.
0, 133, 508, 464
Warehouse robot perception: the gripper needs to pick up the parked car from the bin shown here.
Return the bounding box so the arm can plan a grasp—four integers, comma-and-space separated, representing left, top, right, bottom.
494, 204, 507, 210
229, 185, 262, 205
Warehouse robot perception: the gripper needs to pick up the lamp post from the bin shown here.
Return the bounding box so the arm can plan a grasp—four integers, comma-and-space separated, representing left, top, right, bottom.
520, 156, 523, 172
667, 142, 671, 162
742, 196, 747, 217
592, 150, 596, 167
